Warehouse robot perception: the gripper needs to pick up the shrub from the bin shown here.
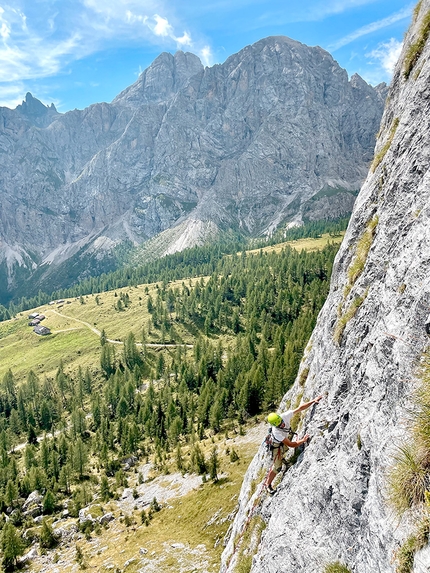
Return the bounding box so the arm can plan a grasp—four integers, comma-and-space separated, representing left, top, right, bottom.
40, 519, 58, 549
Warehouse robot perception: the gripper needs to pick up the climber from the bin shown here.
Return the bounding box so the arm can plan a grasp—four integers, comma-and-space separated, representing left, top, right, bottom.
264, 395, 323, 494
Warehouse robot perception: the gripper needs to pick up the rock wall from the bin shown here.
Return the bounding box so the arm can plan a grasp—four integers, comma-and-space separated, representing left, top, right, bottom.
221, 4, 430, 572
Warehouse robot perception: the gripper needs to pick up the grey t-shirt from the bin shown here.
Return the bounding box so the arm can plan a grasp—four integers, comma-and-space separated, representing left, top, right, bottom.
272, 410, 294, 443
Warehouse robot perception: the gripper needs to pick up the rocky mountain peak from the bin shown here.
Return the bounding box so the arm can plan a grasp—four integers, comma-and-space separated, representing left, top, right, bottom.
113, 50, 203, 106
14, 92, 58, 126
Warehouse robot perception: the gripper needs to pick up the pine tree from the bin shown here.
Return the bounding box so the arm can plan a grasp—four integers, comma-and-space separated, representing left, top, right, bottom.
27, 425, 38, 445
72, 438, 88, 479
100, 475, 111, 501
1, 522, 24, 571
208, 447, 219, 482
40, 518, 58, 548
42, 490, 56, 514
175, 443, 183, 471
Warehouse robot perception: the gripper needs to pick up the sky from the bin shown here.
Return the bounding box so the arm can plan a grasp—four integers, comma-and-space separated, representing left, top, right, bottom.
0, 0, 414, 112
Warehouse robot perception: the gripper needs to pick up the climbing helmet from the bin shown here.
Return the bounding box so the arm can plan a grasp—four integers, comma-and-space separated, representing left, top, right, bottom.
267, 412, 282, 427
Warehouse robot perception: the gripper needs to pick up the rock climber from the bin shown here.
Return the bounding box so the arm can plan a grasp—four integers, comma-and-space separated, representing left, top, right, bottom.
264, 395, 323, 494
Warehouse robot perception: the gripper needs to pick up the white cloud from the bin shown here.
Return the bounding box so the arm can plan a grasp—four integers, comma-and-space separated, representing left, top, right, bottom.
366, 37, 403, 76
316, 0, 380, 18
153, 14, 173, 37
0, 0, 206, 106
0, 81, 27, 108
176, 32, 192, 46
328, 6, 412, 51
200, 45, 213, 66
144, 13, 193, 48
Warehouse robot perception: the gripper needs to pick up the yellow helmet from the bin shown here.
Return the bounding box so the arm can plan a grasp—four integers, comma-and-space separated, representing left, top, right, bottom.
267, 413, 282, 427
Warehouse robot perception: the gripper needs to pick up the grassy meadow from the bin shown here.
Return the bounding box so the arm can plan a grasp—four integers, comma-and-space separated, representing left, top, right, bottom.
0, 232, 343, 385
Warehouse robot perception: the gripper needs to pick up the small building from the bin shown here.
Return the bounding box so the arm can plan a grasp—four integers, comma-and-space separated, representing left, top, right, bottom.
29, 319, 40, 326
28, 312, 39, 319
37, 315, 46, 321
34, 325, 51, 336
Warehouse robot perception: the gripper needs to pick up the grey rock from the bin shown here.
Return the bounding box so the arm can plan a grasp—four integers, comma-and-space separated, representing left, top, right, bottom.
221, 4, 430, 573
98, 512, 114, 524
33, 515, 44, 524
122, 455, 138, 470
22, 490, 43, 510
19, 546, 38, 563
53, 523, 78, 542
0, 37, 386, 298
78, 507, 95, 524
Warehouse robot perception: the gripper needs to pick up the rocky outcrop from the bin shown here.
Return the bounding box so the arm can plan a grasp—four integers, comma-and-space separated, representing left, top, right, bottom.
0, 37, 386, 300
221, 5, 430, 573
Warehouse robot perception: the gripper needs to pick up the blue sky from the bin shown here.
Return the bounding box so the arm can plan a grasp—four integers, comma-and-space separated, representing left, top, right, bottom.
0, 0, 413, 112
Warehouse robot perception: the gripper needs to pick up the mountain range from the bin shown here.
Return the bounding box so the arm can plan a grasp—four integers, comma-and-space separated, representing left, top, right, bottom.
0, 36, 386, 302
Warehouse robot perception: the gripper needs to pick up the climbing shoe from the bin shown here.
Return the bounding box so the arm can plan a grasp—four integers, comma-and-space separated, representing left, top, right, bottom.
266, 485, 276, 495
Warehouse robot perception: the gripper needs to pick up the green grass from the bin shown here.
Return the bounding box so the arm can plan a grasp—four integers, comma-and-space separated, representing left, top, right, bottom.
243, 233, 344, 257
324, 563, 351, 573
347, 216, 378, 287
334, 290, 368, 346
404, 9, 430, 79
48, 443, 257, 573
387, 352, 430, 516
233, 516, 266, 573
0, 233, 340, 384
396, 515, 430, 573
371, 118, 399, 172
387, 350, 430, 571
0, 280, 200, 383
387, 444, 428, 514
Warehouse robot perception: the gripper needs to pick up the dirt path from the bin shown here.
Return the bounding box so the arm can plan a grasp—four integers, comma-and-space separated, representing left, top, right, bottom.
48, 309, 193, 349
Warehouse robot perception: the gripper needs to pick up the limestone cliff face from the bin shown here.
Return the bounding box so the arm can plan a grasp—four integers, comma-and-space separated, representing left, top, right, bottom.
221, 5, 430, 573
0, 37, 385, 299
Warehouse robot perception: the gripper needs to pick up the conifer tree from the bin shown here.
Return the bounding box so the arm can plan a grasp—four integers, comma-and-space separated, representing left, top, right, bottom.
40, 518, 57, 548
1, 521, 24, 571
208, 447, 219, 482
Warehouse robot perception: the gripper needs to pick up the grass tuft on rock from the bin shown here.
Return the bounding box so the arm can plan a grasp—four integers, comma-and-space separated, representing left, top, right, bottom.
404, 9, 430, 79
371, 118, 399, 172
334, 290, 368, 346
324, 562, 352, 573
347, 216, 378, 287
387, 350, 430, 572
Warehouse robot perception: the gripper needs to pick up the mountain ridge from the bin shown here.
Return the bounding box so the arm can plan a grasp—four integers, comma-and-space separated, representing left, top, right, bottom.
0, 35, 386, 303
